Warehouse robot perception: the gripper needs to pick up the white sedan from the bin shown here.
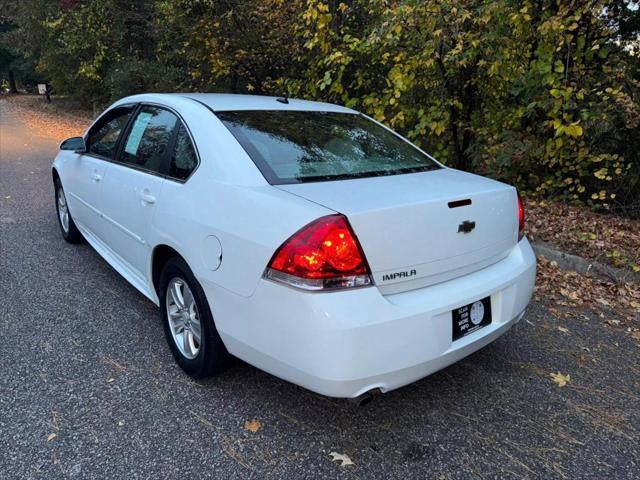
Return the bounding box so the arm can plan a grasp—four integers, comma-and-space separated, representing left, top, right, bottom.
52, 93, 536, 399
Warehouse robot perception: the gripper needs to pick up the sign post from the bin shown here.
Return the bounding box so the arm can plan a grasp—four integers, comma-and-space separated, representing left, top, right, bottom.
37, 83, 52, 103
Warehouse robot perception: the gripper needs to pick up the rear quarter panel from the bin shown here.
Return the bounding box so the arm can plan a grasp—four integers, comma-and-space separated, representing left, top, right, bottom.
151, 177, 333, 298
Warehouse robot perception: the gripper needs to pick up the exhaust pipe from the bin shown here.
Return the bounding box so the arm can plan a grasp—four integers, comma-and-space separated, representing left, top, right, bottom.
348, 388, 381, 407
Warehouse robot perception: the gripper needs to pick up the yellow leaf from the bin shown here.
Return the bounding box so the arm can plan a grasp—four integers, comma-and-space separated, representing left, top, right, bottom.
244, 419, 262, 433
594, 168, 608, 180
564, 124, 583, 138
550, 372, 570, 387
430, 121, 446, 136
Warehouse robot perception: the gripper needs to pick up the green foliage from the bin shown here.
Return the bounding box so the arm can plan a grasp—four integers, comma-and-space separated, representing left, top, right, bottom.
3, 0, 639, 214
0, 9, 38, 91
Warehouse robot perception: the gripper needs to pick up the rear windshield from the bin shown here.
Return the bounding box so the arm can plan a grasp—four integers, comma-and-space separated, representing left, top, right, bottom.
216, 110, 440, 184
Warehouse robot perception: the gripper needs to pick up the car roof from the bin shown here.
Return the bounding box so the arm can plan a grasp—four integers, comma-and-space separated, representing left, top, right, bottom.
167, 93, 356, 113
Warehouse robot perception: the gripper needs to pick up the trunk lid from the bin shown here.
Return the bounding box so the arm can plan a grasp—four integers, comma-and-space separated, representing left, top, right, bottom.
277, 168, 519, 294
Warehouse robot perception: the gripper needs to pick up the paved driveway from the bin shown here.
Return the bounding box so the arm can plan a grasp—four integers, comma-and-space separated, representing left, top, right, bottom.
1, 98, 638, 479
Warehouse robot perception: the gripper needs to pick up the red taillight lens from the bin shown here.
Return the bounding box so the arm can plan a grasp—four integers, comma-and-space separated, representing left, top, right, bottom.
265, 214, 372, 290
517, 194, 525, 241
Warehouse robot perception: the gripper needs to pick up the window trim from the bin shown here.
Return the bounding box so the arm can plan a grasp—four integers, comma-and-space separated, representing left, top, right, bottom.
112, 103, 178, 179
83, 103, 138, 163
83, 102, 201, 184
166, 122, 200, 182
117, 102, 201, 183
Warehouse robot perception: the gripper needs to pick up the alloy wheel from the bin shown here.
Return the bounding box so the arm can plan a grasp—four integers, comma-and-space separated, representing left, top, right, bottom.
57, 186, 70, 233
166, 277, 202, 359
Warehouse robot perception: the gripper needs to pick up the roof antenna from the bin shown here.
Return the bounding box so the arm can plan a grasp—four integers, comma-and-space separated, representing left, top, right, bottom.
276, 93, 289, 104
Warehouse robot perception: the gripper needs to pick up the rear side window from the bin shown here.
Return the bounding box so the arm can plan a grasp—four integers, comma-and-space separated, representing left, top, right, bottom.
216, 110, 440, 184
87, 107, 134, 159
168, 123, 198, 180
119, 106, 178, 174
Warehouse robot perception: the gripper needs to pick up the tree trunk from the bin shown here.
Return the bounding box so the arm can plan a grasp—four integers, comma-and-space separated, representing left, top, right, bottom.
8, 69, 18, 93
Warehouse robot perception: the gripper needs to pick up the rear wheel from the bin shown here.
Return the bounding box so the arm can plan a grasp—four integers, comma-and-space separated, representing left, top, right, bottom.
54, 178, 83, 243
159, 256, 231, 378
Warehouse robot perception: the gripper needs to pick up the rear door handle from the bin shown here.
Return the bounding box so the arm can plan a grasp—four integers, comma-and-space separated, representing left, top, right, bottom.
138, 191, 156, 205
90, 173, 102, 182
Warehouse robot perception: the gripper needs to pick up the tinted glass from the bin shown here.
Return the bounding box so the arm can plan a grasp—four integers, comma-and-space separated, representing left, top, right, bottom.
87, 108, 133, 159
168, 123, 198, 180
119, 106, 178, 174
217, 111, 440, 184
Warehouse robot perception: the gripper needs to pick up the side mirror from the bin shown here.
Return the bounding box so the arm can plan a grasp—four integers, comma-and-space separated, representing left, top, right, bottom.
60, 136, 87, 153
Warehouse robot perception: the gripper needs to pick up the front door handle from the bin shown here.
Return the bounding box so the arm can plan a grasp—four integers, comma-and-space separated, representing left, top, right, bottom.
138, 191, 156, 205
90, 172, 102, 182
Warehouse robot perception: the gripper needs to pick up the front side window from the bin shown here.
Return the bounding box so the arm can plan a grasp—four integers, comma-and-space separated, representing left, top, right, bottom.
168, 123, 198, 180
87, 107, 134, 159
216, 110, 440, 184
119, 106, 178, 174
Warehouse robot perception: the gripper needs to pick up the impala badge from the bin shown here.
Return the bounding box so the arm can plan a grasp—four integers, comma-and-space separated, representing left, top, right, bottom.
458, 220, 476, 234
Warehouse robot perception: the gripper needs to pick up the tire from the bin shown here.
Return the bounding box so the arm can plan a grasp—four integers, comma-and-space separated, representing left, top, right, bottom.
159, 256, 231, 378
54, 178, 83, 244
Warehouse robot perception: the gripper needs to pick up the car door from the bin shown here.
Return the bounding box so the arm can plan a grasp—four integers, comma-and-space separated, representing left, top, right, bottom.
63, 106, 135, 237
99, 105, 180, 281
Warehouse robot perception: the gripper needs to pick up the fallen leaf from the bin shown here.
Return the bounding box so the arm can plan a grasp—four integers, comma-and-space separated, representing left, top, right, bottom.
244, 419, 262, 433
596, 298, 611, 306
560, 288, 579, 301
550, 372, 570, 387
558, 326, 569, 333
605, 319, 621, 327
631, 331, 640, 341
329, 452, 354, 466
106, 378, 115, 383
47, 433, 57, 442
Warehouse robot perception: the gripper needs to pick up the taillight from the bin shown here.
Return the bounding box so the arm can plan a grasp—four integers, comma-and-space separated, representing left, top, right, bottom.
517, 194, 525, 241
264, 214, 373, 291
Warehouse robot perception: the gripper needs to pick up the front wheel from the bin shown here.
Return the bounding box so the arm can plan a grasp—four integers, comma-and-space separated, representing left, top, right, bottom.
54, 178, 83, 243
159, 257, 231, 378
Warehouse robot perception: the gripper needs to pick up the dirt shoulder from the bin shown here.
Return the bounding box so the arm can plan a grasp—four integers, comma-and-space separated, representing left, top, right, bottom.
526, 199, 640, 273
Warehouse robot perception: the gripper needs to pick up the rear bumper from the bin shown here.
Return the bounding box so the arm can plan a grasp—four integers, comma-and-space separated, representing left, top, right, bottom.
205, 238, 536, 398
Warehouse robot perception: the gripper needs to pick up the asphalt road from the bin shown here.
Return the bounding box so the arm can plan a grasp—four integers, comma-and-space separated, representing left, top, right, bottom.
1, 98, 639, 479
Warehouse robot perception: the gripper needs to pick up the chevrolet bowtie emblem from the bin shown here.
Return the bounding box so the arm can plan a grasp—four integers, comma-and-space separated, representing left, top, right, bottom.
458, 220, 476, 234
